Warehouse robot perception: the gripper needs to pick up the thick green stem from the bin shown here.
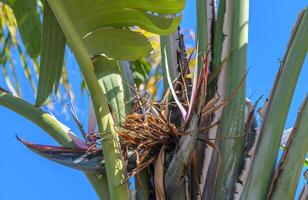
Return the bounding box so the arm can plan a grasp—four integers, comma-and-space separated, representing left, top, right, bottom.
86, 174, 110, 200
0, 90, 74, 146
202, 0, 227, 198
193, 0, 210, 198
46, 1, 130, 199
214, 0, 249, 199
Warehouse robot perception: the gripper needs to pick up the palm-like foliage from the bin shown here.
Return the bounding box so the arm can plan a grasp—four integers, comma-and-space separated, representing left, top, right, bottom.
0, 0, 307, 200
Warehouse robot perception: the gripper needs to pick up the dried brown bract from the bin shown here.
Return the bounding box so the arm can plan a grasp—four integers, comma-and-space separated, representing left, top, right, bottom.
117, 98, 186, 177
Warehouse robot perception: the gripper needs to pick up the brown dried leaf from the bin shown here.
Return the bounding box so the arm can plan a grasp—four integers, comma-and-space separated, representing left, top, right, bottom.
154, 145, 166, 200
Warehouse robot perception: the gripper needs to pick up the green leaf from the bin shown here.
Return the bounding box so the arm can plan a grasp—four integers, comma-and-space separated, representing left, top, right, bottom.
93, 56, 126, 125
6, 0, 41, 58
196, 0, 208, 69
43, 0, 183, 68
83, 28, 152, 61
269, 95, 308, 199
62, 1, 182, 36
130, 57, 151, 86
242, 9, 308, 200
61, 0, 185, 15
35, 1, 66, 106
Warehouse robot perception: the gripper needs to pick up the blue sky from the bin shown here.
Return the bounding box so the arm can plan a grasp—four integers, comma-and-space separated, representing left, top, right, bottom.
0, 1, 307, 199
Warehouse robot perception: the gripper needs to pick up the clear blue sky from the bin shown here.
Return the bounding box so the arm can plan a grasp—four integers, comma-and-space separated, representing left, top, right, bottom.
0, 1, 307, 199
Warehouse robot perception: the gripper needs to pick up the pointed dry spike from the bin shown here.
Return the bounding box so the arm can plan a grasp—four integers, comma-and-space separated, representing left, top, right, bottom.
257, 98, 269, 120
244, 97, 262, 137
198, 120, 220, 133
202, 96, 220, 114
70, 103, 88, 142
143, 101, 169, 126
202, 101, 226, 117
179, 51, 192, 105
202, 72, 247, 117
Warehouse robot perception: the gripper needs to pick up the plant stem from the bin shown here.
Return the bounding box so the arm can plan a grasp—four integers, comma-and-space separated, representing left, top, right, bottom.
46, 1, 130, 199
213, 0, 249, 199
0, 90, 73, 146
196, 0, 208, 68
86, 174, 110, 200
0, 89, 109, 199
193, 0, 210, 198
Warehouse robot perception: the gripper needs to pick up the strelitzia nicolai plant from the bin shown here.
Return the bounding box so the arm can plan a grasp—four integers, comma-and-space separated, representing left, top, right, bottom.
0, 0, 307, 200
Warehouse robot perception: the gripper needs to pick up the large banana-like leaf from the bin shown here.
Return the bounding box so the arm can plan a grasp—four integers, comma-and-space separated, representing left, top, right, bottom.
242, 9, 308, 199
280, 128, 308, 165
35, 1, 66, 106
63, 0, 185, 15
268, 95, 308, 199
83, 29, 152, 61
58, 0, 183, 55
35, 0, 184, 106
67, 9, 181, 37
6, 0, 41, 58
54, 0, 183, 59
